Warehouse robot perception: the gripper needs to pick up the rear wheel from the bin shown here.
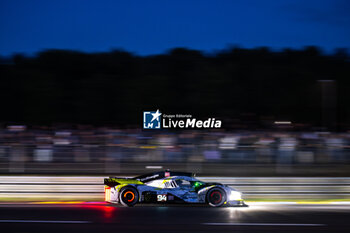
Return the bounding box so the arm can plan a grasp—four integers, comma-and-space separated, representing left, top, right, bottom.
207, 188, 226, 207
119, 186, 139, 207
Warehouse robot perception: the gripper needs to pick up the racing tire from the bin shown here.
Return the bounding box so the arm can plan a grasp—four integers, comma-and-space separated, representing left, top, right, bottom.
119, 186, 139, 207
206, 187, 226, 207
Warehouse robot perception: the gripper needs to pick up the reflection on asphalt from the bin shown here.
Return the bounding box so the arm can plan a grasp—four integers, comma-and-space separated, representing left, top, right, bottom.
0, 203, 349, 233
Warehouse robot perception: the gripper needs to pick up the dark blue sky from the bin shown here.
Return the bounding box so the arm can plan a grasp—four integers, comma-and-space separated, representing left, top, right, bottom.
0, 0, 349, 56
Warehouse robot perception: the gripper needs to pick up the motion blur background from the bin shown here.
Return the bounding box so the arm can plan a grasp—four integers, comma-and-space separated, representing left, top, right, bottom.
0, 0, 349, 177
1, 2, 350, 233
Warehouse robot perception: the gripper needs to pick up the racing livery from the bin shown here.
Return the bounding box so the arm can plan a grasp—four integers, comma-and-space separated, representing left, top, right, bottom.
104, 170, 247, 207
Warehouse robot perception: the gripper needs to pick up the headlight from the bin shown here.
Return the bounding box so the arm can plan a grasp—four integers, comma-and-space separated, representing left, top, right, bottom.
229, 191, 242, 200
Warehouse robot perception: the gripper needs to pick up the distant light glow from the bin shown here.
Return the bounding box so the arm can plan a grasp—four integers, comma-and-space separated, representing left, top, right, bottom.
146, 166, 163, 169
317, 80, 335, 82
7, 125, 26, 132
274, 121, 292, 125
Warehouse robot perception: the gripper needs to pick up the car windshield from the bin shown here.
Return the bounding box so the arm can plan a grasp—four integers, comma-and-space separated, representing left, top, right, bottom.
175, 179, 191, 187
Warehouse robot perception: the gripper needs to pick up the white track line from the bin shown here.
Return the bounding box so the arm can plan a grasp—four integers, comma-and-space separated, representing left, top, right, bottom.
203, 223, 325, 226
0, 220, 90, 224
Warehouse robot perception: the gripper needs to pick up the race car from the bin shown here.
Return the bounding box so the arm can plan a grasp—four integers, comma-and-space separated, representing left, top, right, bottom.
104, 170, 247, 207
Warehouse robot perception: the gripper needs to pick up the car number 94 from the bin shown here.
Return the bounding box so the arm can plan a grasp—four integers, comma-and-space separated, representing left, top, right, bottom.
157, 194, 167, 202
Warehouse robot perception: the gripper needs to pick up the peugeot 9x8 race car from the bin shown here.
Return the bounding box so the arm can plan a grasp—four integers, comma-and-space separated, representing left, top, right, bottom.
104, 170, 247, 207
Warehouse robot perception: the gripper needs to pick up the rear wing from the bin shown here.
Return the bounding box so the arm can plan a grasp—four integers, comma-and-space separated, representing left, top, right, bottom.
104, 177, 143, 187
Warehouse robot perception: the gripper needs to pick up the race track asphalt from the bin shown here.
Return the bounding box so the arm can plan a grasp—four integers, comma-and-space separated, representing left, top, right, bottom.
0, 203, 349, 233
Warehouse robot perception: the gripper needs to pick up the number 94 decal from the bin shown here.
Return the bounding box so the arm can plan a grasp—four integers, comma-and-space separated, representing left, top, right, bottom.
157, 194, 167, 202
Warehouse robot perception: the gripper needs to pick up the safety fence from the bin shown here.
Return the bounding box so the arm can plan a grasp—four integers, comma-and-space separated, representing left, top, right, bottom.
0, 176, 349, 201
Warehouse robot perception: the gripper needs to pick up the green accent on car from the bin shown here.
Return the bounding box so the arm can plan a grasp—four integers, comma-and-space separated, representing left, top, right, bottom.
162, 178, 171, 183
105, 178, 144, 185
116, 184, 128, 191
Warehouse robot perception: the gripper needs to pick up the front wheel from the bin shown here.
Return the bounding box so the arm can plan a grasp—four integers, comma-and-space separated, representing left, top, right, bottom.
206, 188, 226, 207
119, 186, 139, 207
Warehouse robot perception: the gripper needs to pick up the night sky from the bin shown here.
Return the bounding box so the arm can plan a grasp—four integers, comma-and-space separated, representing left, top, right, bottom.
0, 0, 349, 56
